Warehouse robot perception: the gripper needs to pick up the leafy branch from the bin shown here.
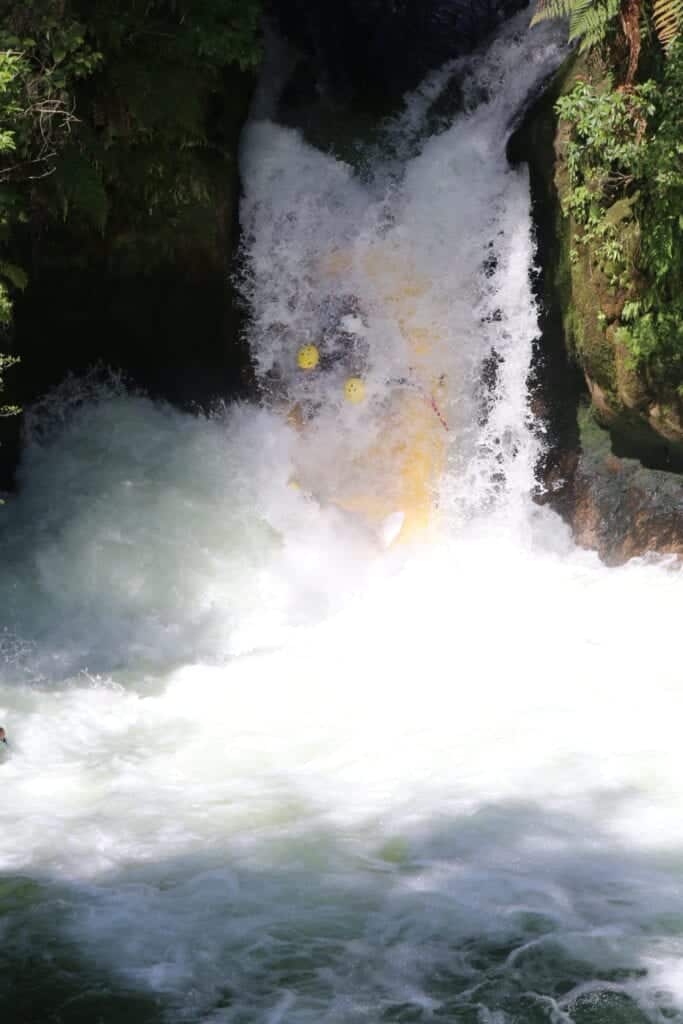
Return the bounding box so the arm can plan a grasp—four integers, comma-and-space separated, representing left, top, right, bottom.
557, 44, 683, 376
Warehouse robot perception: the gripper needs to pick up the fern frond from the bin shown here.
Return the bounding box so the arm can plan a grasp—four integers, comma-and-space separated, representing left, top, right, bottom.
570, 0, 621, 48
530, 0, 574, 27
531, 0, 621, 42
531, 0, 681, 59
652, 0, 683, 48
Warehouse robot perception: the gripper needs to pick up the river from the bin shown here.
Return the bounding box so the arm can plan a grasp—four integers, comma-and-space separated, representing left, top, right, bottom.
1, 8, 682, 1023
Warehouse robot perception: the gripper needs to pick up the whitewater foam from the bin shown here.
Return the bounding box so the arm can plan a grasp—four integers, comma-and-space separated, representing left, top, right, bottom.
1, 9, 682, 1024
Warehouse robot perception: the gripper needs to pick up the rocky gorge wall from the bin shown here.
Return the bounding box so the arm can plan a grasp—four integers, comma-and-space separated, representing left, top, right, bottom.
3, 3, 680, 566
510, 53, 683, 564
270, 0, 529, 107
0, 16, 258, 493
0, 0, 536, 495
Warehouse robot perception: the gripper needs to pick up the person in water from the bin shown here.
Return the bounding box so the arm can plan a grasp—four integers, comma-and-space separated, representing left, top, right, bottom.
0, 727, 7, 746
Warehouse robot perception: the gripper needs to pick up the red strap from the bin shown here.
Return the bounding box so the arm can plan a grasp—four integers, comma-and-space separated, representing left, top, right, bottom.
428, 393, 449, 432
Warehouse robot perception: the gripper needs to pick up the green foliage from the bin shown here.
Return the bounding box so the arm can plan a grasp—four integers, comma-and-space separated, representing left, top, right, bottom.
0, 0, 262, 309
0, 49, 24, 409
532, 0, 683, 72
55, 1, 261, 272
83, 0, 262, 73
51, 146, 109, 231
557, 80, 654, 283
0, 6, 103, 185
0, 350, 19, 417
532, 0, 621, 51
557, 45, 683, 379
0, 0, 262, 425
0, 0, 104, 367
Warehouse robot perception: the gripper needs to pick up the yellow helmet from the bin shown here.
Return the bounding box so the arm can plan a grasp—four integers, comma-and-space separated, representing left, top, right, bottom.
344, 377, 366, 404
297, 345, 320, 371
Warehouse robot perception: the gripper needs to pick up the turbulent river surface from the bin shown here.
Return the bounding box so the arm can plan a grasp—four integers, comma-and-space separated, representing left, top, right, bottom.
2, 9, 683, 1024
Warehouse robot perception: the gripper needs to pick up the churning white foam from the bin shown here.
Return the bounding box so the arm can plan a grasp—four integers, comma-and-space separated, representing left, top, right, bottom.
1, 9, 682, 1024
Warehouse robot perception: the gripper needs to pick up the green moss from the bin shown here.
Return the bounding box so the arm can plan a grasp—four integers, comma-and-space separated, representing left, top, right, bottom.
512, 46, 683, 470
0, 0, 262, 292
1, 3, 261, 485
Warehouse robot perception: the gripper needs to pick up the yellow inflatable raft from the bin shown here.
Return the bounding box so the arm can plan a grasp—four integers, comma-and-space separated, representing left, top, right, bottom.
293, 243, 449, 546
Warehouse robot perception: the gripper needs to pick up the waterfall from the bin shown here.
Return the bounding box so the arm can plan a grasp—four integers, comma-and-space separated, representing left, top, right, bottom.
0, 9, 681, 1024
239, 13, 564, 534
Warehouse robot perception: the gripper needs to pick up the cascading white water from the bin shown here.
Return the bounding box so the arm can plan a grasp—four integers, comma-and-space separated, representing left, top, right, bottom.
238, 15, 556, 529
1, 9, 682, 1024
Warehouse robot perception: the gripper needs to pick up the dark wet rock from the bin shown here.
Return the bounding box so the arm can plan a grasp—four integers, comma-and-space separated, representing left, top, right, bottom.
269, 0, 528, 109
539, 406, 683, 566
424, 75, 465, 136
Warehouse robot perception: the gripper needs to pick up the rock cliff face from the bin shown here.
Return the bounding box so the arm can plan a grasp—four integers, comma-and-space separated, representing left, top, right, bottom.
0, 65, 256, 492
510, 56, 683, 563
270, 0, 528, 106
548, 409, 683, 566
1, 1, 535, 493
513, 53, 683, 473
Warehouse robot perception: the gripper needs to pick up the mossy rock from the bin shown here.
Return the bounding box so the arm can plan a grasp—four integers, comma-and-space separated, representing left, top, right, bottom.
517, 50, 683, 471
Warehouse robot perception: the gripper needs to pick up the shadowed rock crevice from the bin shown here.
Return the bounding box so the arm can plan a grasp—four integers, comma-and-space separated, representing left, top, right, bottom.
269, 0, 528, 109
